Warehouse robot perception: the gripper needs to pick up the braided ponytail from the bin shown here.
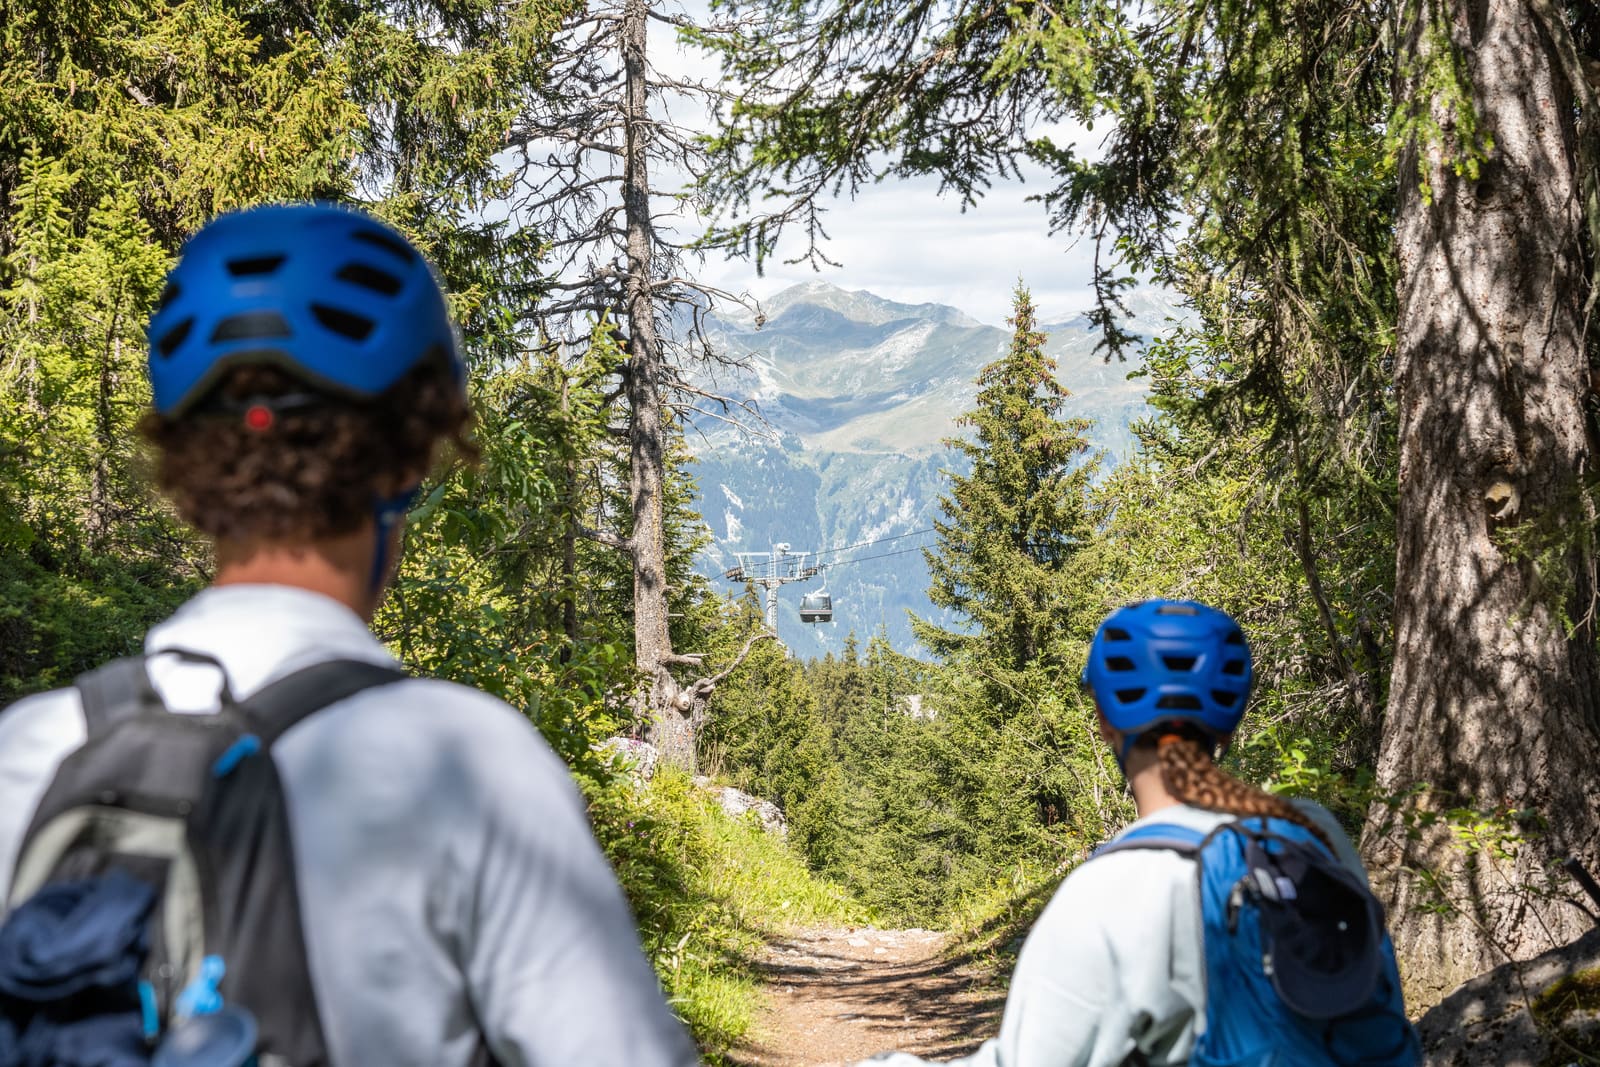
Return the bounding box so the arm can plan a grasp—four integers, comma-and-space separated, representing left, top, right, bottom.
1148, 728, 1334, 852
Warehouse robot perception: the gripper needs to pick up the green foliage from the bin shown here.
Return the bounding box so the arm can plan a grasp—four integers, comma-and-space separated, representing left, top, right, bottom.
1532, 965, 1600, 1065
0, 0, 581, 694
587, 770, 864, 1059
697, 0, 1409, 929
699, 299, 1168, 925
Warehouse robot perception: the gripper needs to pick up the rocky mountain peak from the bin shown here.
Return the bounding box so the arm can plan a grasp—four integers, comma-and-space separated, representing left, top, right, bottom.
689, 282, 1174, 657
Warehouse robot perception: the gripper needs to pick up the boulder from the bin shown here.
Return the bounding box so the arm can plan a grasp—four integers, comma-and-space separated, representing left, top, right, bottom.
1418, 926, 1600, 1066
693, 776, 788, 837
598, 737, 659, 783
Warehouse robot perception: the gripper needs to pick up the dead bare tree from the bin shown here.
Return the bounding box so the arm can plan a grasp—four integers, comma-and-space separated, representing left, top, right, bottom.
506, 0, 772, 772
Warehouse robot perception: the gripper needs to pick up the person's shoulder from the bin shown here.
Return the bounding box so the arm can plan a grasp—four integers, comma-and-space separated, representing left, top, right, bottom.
300, 673, 572, 787
381, 675, 529, 720
1055, 832, 1200, 907
0, 686, 86, 738
330, 673, 549, 744
1286, 797, 1369, 881
1286, 796, 1341, 827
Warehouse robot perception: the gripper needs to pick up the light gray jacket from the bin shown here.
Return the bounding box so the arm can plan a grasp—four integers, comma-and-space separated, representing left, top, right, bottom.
859, 801, 1365, 1067
0, 585, 702, 1067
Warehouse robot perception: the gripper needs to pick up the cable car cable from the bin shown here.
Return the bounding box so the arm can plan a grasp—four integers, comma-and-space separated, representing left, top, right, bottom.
818, 544, 936, 569
808, 527, 937, 562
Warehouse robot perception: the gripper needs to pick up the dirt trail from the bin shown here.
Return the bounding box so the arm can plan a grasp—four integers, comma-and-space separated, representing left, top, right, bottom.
733, 927, 1004, 1067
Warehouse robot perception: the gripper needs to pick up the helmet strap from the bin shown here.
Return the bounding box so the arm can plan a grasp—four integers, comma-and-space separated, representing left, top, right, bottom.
369, 485, 420, 594
1114, 730, 1141, 777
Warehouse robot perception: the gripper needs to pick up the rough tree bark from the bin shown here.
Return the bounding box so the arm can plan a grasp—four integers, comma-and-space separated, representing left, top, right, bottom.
1368, 0, 1600, 1005
616, 0, 777, 772
515, 0, 779, 773
616, 0, 686, 769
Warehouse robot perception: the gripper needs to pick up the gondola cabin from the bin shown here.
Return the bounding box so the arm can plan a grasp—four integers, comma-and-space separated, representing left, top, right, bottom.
798, 592, 834, 624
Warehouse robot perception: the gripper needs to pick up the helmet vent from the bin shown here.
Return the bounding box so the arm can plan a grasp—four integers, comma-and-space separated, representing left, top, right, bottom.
1104, 627, 1131, 641
312, 304, 376, 341
1155, 604, 1198, 616
1113, 688, 1147, 704
352, 228, 417, 264
211, 311, 291, 343
1225, 630, 1245, 645
337, 263, 403, 296
1211, 690, 1239, 707
1105, 656, 1137, 672
1155, 694, 1204, 711
156, 317, 194, 358
156, 282, 181, 311
225, 255, 285, 277
1162, 655, 1198, 671
1222, 659, 1247, 676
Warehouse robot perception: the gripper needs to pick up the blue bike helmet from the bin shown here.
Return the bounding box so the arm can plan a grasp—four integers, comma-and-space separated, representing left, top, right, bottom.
1082, 600, 1253, 745
147, 202, 463, 417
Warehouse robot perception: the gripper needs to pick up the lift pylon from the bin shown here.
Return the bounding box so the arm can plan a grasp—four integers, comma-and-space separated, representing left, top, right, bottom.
722, 543, 822, 633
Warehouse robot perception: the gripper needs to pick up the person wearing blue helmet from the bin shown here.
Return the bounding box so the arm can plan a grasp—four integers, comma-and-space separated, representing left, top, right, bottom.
853, 600, 1404, 1067
0, 204, 702, 1067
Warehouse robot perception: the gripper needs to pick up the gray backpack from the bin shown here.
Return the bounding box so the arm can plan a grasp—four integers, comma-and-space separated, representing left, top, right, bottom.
0, 653, 405, 1067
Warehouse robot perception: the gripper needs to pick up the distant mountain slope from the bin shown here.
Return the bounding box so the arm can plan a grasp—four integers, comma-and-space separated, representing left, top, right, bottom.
687, 282, 1178, 658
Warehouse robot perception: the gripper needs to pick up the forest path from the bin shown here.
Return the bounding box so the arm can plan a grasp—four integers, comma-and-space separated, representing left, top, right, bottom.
731, 926, 1004, 1067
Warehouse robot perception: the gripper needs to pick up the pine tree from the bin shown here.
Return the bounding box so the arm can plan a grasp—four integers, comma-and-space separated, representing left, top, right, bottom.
915, 284, 1098, 689
1371, 0, 1600, 997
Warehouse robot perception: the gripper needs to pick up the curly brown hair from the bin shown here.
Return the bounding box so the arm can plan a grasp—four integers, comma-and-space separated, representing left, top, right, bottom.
1141, 725, 1335, 852
141, 362, 475, 544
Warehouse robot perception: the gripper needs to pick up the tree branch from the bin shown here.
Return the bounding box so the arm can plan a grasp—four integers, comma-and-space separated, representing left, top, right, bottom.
577, 524, 633, 554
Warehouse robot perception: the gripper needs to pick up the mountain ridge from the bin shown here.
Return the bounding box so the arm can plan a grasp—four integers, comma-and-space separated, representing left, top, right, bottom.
687, 281, 1176, 657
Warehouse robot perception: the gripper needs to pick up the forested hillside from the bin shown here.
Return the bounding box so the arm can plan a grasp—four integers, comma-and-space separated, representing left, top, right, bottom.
685, 280, 1166, 656
3, 0, 1600, 1061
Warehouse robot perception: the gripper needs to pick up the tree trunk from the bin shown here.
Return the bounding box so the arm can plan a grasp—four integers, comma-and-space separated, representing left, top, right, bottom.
559, 377, 579, 664
619, 0, 692, 771
1369, 0, 1600, 1005
89, 328, 120, 551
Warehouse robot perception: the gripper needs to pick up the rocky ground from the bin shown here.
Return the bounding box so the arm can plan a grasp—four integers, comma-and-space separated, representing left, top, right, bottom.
731, 926, 1003, 1067
1416, 926, 1600, 1066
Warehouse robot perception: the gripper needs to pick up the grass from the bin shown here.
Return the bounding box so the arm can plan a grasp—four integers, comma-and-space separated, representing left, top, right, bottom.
1532, 967, 1600, 1066
589, 769, 868, 1061
938, 864, 1066, 986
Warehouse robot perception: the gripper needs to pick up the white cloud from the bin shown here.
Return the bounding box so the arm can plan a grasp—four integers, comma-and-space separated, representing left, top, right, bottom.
646, 3, 1105, 328
692, 170, 1100, 328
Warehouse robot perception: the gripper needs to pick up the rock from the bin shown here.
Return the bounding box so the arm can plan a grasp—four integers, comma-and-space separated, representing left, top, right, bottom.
709, 784, 788, 837
598, 737, 659, 783
1419, 927, 1600, 1065
600, 751, 787, 835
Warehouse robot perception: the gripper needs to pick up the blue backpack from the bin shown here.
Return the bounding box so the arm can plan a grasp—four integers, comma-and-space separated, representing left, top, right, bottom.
1095, 815, 1420, 1067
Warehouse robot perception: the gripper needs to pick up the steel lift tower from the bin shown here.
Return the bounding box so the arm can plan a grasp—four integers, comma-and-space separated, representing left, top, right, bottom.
722, 544, 822, 634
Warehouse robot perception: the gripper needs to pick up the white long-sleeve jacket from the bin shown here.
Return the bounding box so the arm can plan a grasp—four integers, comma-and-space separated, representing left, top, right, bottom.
0, 584, 702, 1067
859, 801, 1365, 1067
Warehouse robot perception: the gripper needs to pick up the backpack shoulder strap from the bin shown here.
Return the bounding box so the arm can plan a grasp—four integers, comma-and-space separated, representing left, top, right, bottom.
1092, 822, 1207, 860
241, 658, 409, 745
74, 656, 164, 735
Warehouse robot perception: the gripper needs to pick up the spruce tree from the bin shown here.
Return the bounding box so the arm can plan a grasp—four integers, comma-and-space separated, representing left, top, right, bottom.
915, 284, 1098, 689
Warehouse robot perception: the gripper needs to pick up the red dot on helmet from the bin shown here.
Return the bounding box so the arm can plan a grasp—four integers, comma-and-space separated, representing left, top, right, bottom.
244, 405, 274, 432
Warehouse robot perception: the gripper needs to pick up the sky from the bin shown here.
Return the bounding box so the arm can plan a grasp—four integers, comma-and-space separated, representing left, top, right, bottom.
690, 170, 1103, 330
652, 3, 1103, 329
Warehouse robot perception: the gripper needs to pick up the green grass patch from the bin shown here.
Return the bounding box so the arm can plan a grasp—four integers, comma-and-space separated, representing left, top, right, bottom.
939, 864, 1065, 984
589, 769, 867, 1061
1532, 967, 1600, 1066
